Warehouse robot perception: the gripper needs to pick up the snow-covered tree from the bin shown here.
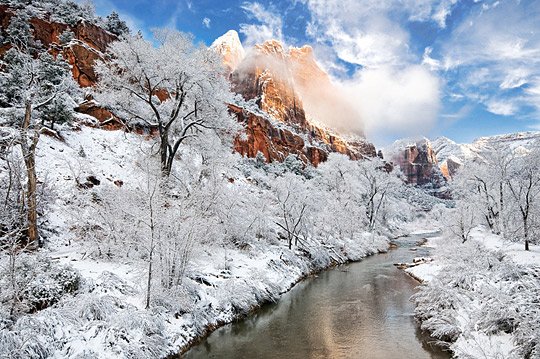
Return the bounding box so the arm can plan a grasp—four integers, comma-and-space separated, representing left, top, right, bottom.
104, 11, 130, 36
357, 158, 401, 231
0, 11, 77, 246
506, 148, 540, 251
453, 145, 514, 236
447, 202, 477, 243
94, 29, 240, 176
273, 173, 310, 250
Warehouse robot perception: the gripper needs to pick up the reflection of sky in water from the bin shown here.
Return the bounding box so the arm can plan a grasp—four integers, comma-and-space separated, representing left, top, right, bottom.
186, 236, 450, 359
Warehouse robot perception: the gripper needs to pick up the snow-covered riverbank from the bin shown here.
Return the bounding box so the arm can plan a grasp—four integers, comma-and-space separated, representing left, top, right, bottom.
51, 230, 389, 358
408, 228, 540, 358
1, 126, 397, 358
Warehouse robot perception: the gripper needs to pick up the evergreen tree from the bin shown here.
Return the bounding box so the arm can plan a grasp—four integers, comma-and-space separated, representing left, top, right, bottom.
105, 11, 130, 36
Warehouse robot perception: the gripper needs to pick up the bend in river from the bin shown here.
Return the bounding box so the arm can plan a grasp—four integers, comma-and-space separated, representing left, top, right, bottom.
184, 234, 450, 359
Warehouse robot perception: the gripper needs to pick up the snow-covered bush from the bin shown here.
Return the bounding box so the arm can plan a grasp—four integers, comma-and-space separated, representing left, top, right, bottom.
24, 263, 80, 311
0, 253, 81, 315
413, 235, 540, 357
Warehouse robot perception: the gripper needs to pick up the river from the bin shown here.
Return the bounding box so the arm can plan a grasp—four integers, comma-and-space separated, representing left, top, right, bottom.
183, 234, 450, 359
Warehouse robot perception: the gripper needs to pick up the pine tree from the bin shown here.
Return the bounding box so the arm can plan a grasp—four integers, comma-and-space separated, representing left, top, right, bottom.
105, 11, 130, 36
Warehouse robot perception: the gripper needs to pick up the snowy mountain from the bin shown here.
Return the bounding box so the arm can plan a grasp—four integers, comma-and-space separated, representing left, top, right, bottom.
210, 30, 245, 74
212, 33, 377, 166
430, 132, 540, 178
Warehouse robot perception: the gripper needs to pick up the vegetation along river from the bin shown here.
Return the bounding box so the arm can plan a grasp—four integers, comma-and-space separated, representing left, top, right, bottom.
184, 234, 451, 359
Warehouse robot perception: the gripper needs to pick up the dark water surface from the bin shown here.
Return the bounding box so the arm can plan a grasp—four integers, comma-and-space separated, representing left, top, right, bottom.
184, 235, 451, 359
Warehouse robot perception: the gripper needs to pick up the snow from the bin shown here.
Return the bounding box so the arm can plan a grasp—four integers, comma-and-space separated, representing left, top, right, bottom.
408, 228, 442, 236
469, 228, 540, 266
410, 227, 540, 358
1, 124, 392, 358
210, 30, 246, 71
406, 262, 441, 282
431, 131, 540, 165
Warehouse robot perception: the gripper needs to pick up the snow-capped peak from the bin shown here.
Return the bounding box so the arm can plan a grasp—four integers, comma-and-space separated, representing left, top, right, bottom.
211, 30, 245, 72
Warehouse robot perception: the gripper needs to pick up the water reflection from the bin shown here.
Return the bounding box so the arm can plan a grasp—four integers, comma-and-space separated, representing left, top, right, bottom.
184, 236, 450, 359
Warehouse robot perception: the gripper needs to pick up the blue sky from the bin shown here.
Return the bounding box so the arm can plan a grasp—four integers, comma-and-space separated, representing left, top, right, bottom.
91, 0, 540, 146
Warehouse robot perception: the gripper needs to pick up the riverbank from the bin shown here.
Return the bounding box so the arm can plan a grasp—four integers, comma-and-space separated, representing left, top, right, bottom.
44, 231, 392, 358
0, 126, 419, 358
168, 233, 390, 357
408, 227, 540, 358
184, 234, 450, 359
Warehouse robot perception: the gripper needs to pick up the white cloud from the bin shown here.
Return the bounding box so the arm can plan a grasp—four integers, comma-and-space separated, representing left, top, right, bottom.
486, 100, 517, 116
499, 68, 530, 89
422, 47, 442, 71
202, 17, 211, 28
298, 0, 444, 140
437, 0, 540, 119
432, 0, 458, 28
341, 65, 441, 138
301, 0, 412, 68
239, 2, 283, 46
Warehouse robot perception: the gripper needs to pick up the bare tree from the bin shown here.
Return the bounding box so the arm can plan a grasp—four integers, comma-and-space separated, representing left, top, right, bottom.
274, 174, 309, 250
448, 202, 477, 243
94, 30, 239, 176
357, 158, 400, 231
506, 150, 540, 251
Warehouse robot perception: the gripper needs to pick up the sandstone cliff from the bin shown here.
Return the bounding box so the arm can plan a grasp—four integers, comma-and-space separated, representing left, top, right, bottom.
214, 31, 375, 166
0, 5, 116, 87
385, 138, 446, 188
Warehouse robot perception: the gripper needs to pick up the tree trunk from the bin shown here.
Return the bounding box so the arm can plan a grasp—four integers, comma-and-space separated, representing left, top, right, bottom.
20, 101, 39, 248
160, 131, 170, 176
288, 235, 292, 250
145, 248, 153, 309
524, 216, 530, 251
146, 188, 156, 309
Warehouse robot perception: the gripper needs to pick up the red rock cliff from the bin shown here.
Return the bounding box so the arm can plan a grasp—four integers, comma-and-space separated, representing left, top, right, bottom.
215, 31, 375, 166
390, 139, 446, 187
0, 5, 116, 87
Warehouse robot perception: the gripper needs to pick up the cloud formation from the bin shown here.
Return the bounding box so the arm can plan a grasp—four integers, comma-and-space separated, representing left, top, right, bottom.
239, 2, 283, 46
298, 0, 444, 140
435, 0, 540, 118
341, 66, 441, 138
202, 17, 211, 28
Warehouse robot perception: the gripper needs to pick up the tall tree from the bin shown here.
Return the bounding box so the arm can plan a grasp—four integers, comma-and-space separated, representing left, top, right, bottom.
506, 149, 540, 251
0, 11, 76, 246
94, 29, 239, 176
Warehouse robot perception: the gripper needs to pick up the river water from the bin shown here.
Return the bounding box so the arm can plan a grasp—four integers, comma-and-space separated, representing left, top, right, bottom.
184, 234, 450, 359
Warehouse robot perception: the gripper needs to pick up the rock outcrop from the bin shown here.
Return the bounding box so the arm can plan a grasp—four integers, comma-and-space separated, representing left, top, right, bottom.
387, 138, 446, 188
0, 5, 116, 87
211, 30, 245, 76
213, 31, 375, 166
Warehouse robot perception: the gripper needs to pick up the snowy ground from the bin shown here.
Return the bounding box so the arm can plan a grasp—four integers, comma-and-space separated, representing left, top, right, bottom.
1, 125, 391, 358
409, 227, 540, 359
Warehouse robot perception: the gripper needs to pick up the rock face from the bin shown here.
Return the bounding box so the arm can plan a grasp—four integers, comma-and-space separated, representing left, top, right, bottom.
230, 104, 327, 165
439, 156, 462, 180
211, 30, 245, 76
213, 31, 375, 166
387, 139, 446, 187
232, 40, 309, 128
0, 5, 116, 87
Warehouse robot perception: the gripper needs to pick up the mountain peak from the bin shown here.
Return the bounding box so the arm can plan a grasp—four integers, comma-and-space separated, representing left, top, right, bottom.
255, 39, 286, 57
211, 30, 245, 73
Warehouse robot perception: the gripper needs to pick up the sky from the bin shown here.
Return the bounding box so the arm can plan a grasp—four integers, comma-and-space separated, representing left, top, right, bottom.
90, 0, 540, 146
